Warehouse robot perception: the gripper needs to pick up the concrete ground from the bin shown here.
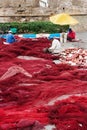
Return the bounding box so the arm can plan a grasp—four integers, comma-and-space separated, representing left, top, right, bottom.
61, 32, 87, 50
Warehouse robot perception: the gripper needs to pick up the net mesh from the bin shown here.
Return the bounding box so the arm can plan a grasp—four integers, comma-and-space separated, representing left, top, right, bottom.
0, 38, 87, 129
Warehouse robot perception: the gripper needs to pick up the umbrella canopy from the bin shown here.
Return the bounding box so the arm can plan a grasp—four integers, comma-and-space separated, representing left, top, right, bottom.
50, 13, 79, 25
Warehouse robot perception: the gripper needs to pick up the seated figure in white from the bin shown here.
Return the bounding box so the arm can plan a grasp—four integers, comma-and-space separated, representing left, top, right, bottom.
48, 37, 61, 54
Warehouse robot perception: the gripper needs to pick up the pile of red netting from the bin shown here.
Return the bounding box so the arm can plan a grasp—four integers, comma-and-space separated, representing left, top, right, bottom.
0, 37, 87, 130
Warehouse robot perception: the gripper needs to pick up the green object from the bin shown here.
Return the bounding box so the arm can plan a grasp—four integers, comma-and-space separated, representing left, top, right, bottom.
10, 28, 17, 34
0, 22, 69, 34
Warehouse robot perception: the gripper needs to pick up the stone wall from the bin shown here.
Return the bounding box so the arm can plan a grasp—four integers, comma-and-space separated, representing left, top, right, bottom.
0, 0, 39, 7
0, 0, 87, 32
70, 14, 87, 32
47, 0, 87, 14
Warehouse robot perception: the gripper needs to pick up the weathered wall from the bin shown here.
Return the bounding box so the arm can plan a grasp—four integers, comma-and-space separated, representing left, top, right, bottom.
47, 0, 87, 14
0, 0, 87, 32
0, 0, 39, 7
0, 0, 87, 13
70, 14, 87, 32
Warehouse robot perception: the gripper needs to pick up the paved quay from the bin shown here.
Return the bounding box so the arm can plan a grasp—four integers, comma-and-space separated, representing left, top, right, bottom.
61, 32, 87, 50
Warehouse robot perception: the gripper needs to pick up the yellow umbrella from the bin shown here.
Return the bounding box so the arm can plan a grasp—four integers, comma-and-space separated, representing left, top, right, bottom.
50, 13, 79, 25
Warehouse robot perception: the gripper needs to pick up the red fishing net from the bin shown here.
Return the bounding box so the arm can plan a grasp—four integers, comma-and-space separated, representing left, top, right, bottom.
0, 38, 87, 130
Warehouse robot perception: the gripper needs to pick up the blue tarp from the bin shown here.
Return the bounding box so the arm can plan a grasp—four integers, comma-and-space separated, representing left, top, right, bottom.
22, 33, 60, 39
23, 34, 36, 38
48, 33, 60, 39
0, 34, 6, 39
0, 33, 61, 39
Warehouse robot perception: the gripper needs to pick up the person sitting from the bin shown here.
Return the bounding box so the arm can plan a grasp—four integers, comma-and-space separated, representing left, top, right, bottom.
67, 28, 76, 42
43, 37, 62, 54
3, 30, 16, 44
